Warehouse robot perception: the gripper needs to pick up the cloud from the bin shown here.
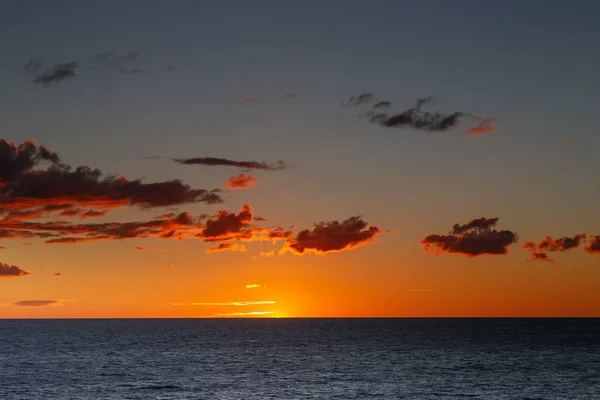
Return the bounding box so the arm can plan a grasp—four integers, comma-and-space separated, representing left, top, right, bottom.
284, 92, 297, 100
236, 97, 259, 106
214, 311, 273, 316
585, 235, 600, 254
0, 140, 222, 223
166, 264, 173, 269
245, 284, 264, 289
523, 234, 587, 262
174, 301, 275, 306
226, 174, 257, 189
465, 115, 500, 136
12, 300, 58, 307
368, 97, 464, 132
0, 262, 31, 278
421, 217, 518, 257
207, 243, 247, 253
53, 272, 62, 276
173, 157, 287, 171
281, 216, 382, 255
23, 52, 148, 88
341, 93, 374, 107
196, 205, 290, 247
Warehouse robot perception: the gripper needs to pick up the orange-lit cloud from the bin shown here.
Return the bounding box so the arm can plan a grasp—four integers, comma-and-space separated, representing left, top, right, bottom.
584, 235, 600, 254
466, 115, 500, 136
173, 301, 275, 306
281, 216, 382, 255
422, 217, 518, 257
226, 174, 257, 189
523, 234, 586, 262
0, 262, 30, 278
53, 272, 62, 276
214, 311, 273, 316
245, 284, 264, 289
12, 300, 59, 307
208, 243, 247, 253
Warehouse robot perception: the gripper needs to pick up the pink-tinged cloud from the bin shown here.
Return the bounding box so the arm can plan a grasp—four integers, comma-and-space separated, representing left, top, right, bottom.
208, 243, 247, 253
281, 216, 382, 255
465, 115, 500, 136
0, 262, 31, 278
226, 174, 257, 189
466, 125, 497, 136
524, 234, 587, 262
422, 217, 518, 257
585, 235, 600, 254
236, 97, 258, 106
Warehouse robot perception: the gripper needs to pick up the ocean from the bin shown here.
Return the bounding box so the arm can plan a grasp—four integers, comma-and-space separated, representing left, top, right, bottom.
1, 318, 598, 399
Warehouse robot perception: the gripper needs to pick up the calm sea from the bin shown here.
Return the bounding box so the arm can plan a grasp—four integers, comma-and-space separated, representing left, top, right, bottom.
1, 318, 599, 399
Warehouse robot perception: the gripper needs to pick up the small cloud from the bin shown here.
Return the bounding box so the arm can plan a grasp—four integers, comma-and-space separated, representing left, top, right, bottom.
173, 157, 287, 171
135, 246, 145, 251
281, 216, 382, 255
557, 137, 571, 144
421, 217, 518, 257
12, 300, 59, 307
0, 263, 31, 278
465, 115, 500, 136
585, 235, 600, 254
174, 301, 275, 306
214, 311, 273, 316
53, 272, 62, 277
245, 284, 264, 289
236, 97, 259, 106
284, 92, 297, 100
225, 173, 257, 189
166, 264, 173, 269
341, 93, 374, 107
207, 243, 247, 253
523, 234, 586, 262
22, 243, 33, 246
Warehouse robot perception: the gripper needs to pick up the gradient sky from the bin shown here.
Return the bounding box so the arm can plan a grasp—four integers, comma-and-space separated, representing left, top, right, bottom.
1, 0, 599, 318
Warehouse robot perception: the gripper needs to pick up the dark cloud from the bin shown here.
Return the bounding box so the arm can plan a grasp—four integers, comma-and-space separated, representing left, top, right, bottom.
23, 52, 153, 88
585, 235, 600, 254
208, 243, 247, 253
342, 93, 374, 107
173, 157, 287, 171
53, 272, 62, 276
0, 139, 62, 182
370, 97, 464, 132
282, 216, 381, 255
226, 174, 257, 189
0, 262, 30, 278
422, 217, 518, 257
80, 209, 108, 219
12, 300, 58, 307
524, 234, 587, 262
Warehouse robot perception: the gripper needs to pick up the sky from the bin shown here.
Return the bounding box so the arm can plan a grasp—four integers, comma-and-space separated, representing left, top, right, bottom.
1, 0, 599, 318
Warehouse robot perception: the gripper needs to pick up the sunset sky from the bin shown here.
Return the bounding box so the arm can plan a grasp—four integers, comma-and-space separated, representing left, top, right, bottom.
1, 1, 599, 318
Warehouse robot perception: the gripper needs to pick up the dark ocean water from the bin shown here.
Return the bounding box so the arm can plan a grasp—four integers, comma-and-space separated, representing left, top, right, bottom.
1, 318, 599, 399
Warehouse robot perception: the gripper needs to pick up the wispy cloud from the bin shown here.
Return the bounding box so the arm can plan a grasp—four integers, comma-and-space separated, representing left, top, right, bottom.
524, 234, 587, 262
12, 299, 72, 307
207, 243, 247, 253
173, 157, 287, 171
245, 284, 264, 289
214, 311, 273, 316
173, 301, 275, 306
